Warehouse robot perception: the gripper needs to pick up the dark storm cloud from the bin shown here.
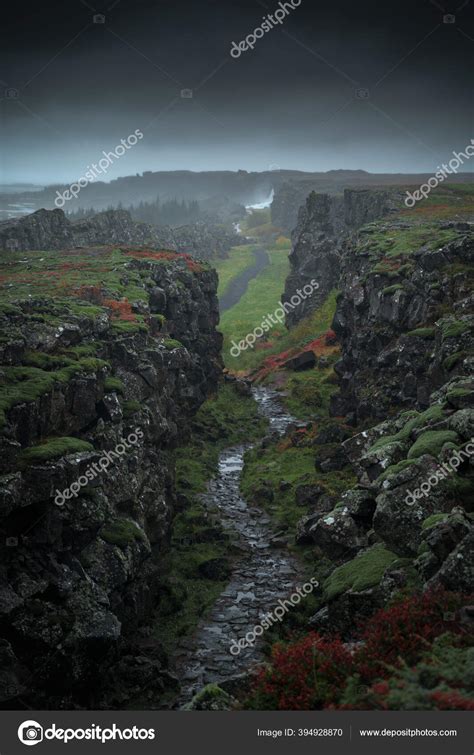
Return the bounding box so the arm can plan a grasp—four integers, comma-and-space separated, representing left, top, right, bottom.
0, 0, 473, 182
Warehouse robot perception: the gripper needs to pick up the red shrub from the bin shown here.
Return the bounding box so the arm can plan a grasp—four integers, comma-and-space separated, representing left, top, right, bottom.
355, 589, 469, 679
124, 248, 203, 272
102, 298, 136, 322
252, 633, 353, 710
429, 691, 474, 710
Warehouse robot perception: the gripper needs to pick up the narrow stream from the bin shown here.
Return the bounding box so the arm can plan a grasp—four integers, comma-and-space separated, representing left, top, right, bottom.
172, 386, 309, 704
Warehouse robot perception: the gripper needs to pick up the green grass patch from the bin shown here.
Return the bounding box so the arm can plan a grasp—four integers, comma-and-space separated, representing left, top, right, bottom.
18, 436, 94, 467
100, 517, 145, 548
104, 377, 125, 394
219, 246, 290, 370
214, 244, 257, 298
241, 441, 355, 537
284, 366, 339, 419
122, 399, 141, 417
163, 338, 183, 350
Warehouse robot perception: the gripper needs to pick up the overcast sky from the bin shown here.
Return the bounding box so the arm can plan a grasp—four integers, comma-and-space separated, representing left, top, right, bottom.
0, 0, 473, 183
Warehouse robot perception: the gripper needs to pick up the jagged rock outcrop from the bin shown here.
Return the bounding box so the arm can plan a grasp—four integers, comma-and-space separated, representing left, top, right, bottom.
282, 189, 399, 327
331, 223, 474, 422
271, 175, 400, 234
282, 193, 344, 326
306, 378, 474, 636
0, 247, 222, 708
172, 221, 244, 260
288, 197, 474, 636
0, 208, 243, 260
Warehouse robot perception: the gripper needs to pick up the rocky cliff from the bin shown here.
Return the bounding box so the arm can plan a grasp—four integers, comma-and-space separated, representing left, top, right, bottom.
283, 189, 399, 327
291, 198, 474, 638
0, 208, 243, 261
0, 245, 222, 708
331, 220, 474, 423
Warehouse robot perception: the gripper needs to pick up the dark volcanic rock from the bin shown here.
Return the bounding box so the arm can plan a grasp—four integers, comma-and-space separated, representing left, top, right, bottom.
0, 252, 222, 709
0, 208, 244, 261
283, 351, 317, 371
282, 189, 398, 328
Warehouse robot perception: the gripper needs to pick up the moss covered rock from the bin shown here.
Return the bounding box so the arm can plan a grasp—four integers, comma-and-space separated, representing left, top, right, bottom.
323, 544, 398, 600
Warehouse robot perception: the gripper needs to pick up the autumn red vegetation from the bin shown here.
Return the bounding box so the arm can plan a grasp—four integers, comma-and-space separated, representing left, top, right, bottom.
102, 298, 136, 322
123, 248, 203, 272
247, 590, 474, 710
253, 328, 339, 381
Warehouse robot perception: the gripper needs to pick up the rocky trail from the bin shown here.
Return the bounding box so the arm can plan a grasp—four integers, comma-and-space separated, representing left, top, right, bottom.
171, 387, 309, 705
219, 246, 269, 312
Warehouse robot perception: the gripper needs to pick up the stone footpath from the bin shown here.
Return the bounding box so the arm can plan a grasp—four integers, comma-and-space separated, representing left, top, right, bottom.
172, 387, 309, 703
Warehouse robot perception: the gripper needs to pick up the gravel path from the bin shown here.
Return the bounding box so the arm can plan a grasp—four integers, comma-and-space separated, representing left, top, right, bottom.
219, 247, 269, 313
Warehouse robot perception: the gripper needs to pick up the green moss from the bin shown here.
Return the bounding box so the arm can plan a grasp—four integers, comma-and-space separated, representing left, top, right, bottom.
111, 320, 146, 334
100, 517, 145, 548
77, 357, 110, 373
241, 438, 355, 537
406, 327, 435, 339
382, 284, 404, 295
183, 683, 233, 710
285, 370, 330, 417
369, 405, 445, 453
22, 350, 75, 370
0, 356, 111, 429
63, 343, 100, 358
443, 351, 466, 371
104, 377, 125, 395
378, 457, 419, 481
407, 430, 460, 459
417, 541, 430, 556
447, 387, 472, 400
422, 513, 448, 530
441, 320, 471, 340
18, 436, 94, 467
163, 338, 183, 350
122, 399, 141, 417
323, 544, 398, 600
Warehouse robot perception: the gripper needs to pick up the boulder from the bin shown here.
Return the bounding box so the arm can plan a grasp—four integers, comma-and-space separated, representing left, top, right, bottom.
310, 509, 367, 558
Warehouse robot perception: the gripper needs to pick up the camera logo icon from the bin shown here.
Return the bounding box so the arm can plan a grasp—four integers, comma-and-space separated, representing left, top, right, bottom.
18, 721, 43, 746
